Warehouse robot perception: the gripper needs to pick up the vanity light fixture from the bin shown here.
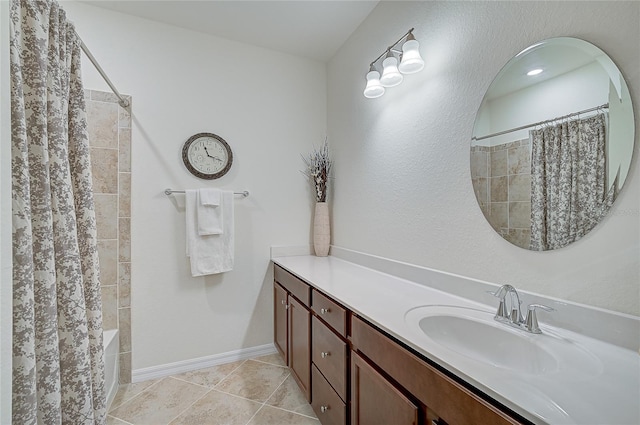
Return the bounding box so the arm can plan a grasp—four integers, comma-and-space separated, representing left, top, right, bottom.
363, 28, 425, 98
363, 65, 386, 98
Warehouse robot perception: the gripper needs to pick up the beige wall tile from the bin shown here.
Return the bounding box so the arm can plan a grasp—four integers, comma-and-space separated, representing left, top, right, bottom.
470, 151, 488, 178
94, 194, 118, 239
118, 307, 131, 353
509, 174, 531, 202
509, 201, 531, 229
508, 145, 531, 175
119, 103, 131, 129
490, 149, 508, 177
119, 218, 131, 262
119, 352, 132, 384
118, 128, 131, 172
505, 228, 531, 249
490, 176, 508, 202
101, 285, 118, 330
91, 91, 120, 103
119, 172, 131, 218
472, 177, 488, 206
488, 202, 508, 231
91, 148, 118, 194
98, 239, 118, 286
118, 262, 131, 308
87, 101, 118, 148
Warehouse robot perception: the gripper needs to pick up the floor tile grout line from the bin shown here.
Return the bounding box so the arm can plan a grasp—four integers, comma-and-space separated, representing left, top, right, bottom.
262, 371, 291, 407
164, 386, 218, 425
169, 375, 215, 389
212, 359, 249, 389
261, 370, 319, 419
109, 377, 166, 413
107, 414, 135, 425
109, 354, 317, 424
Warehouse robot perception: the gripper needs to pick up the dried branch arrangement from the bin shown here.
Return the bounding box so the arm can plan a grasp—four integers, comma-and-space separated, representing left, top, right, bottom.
302, 138, 333, 202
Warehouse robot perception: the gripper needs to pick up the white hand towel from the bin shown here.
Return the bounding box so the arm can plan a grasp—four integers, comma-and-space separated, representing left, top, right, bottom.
186, 190, 234, 276
197, 188, 223, 235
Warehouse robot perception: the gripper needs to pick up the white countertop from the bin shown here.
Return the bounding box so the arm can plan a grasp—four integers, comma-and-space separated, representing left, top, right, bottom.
273, 254, 640, 425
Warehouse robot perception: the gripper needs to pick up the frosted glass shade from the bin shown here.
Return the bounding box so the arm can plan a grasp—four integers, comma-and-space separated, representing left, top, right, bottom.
380, 56, 403, 87
363, 70, 385, 98
399, 39, 424, 74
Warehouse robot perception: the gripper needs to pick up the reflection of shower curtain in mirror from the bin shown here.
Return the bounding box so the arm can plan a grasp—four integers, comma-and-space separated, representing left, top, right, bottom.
529, 113, 616, 251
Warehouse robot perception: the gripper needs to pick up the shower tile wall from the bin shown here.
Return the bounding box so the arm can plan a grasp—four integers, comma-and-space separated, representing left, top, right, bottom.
471, 139, 531, 249
86, 89, 132, 383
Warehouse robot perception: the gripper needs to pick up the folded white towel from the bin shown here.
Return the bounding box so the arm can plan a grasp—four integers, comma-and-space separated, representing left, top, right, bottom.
199, 188, 220, 206
197, 188, 223, 235
186, 190, 234, 276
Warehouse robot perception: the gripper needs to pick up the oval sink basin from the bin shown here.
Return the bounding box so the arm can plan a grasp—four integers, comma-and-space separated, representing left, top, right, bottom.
419, 312, 558, 374
405, 305, 602, 377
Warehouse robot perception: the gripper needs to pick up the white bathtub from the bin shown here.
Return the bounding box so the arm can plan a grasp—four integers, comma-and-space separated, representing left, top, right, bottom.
103, 329, 119, 410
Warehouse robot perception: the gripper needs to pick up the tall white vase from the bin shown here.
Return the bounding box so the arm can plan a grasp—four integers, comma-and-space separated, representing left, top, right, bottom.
313, 202, 330, 257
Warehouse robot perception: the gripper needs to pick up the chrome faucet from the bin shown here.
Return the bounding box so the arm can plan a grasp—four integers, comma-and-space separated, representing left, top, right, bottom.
490, 285, 554, 334
491, 284, 523, 324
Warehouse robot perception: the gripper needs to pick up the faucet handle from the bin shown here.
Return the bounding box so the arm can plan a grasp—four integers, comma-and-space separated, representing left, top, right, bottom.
525, 304, 555, 334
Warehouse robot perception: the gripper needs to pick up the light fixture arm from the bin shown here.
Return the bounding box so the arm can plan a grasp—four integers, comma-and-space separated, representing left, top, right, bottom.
369, 27, 415, 69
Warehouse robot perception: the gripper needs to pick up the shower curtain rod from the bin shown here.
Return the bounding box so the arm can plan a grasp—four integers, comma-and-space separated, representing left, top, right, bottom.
472, 103, 609, 142
78, 35, 130, 108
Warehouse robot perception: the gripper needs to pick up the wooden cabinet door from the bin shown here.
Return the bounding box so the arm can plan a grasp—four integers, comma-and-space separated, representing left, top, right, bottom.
352, 352, 419, 425
289, 296, 311, 401
274, 283, 288, 363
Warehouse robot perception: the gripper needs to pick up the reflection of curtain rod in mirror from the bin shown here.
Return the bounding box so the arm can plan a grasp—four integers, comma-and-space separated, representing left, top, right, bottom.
472, 103, 609, 142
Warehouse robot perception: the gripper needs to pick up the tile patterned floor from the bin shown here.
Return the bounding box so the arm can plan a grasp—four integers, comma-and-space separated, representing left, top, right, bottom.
107, 354, 319, 425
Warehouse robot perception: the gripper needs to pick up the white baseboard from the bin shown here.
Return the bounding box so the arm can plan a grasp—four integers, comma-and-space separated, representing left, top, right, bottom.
131, 343, 277, 383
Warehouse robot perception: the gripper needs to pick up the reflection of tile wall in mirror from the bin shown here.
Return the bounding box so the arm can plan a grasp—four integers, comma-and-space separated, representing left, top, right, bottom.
472, 139, 531, 249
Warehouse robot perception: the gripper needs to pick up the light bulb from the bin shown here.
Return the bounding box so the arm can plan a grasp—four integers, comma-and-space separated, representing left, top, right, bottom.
363, 70, 385, 98
380, 55, 403, 87
399, 39, 424, 74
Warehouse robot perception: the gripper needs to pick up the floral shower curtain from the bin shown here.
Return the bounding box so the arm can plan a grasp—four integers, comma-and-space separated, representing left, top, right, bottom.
10, 0, 106, 423
529, 112, 615, 251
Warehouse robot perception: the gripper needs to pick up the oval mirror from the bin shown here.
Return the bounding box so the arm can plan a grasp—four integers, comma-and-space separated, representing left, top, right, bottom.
471, 37, 635, 251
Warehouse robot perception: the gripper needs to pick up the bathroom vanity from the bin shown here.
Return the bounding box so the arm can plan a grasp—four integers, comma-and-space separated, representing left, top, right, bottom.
274, 263, 526, 425
272, 253, 639, 425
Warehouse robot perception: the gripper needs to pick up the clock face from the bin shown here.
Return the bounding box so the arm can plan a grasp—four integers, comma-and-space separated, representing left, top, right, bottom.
182, 133, 233, 179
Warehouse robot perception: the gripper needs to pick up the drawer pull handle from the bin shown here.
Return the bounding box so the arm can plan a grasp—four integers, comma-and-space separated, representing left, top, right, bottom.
320, 405, 329, 413
320, 351, 330, 358
320, 308, 330, 314
281, 299, 285, 305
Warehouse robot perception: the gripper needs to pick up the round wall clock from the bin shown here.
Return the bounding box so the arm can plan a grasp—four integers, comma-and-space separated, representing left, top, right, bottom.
182, 132, 233, 179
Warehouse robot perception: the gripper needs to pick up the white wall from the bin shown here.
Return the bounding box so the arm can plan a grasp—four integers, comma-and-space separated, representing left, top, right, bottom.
485, 61, 610, 145
328, 1, 639, 316
1, 0, 13, 420
63, 2, 326, 370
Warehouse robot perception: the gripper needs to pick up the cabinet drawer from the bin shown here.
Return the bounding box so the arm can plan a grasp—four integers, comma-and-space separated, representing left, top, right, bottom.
351, 316, 523, 425
312, 364, 346, 425
312, 316, 347, 401
312, 289, 348, 337
274, 265, 310, 307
